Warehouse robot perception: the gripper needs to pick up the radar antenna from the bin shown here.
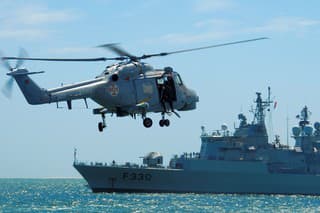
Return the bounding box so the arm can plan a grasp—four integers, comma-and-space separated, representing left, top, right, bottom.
297, 106, 311, 127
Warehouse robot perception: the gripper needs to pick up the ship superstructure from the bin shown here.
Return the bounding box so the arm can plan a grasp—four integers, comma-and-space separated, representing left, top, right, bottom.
74, 89, 320, 194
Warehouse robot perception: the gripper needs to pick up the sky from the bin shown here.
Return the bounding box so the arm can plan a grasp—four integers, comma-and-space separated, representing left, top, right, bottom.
1, 0, 320, 178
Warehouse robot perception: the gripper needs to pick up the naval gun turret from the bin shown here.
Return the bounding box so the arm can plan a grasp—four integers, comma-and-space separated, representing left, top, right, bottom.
143, 152, 163, 168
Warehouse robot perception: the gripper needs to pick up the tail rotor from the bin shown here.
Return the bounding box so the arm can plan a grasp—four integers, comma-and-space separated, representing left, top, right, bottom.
1, 48, 27, 98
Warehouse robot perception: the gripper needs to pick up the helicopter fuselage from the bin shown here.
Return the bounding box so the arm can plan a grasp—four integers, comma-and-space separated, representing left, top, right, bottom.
90, 62, 198, 116
10, 61, 199, 130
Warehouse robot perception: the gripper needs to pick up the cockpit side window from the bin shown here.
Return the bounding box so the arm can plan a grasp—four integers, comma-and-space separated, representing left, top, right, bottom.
175, 74, 183, 85
157, 78, 164, 85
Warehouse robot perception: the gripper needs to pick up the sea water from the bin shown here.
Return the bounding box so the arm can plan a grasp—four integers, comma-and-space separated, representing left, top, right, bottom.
0, 179, 320, 212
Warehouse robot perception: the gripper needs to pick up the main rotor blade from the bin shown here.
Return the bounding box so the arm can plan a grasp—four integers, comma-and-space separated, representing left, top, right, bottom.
97, 43, 137, 60
2, 57, 125, 62
140, 37, 269, 59
2, 77, 14, 98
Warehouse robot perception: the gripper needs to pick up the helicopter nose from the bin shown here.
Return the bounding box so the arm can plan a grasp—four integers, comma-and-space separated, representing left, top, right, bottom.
187, 89, 199, 103
179, 89, 199, 111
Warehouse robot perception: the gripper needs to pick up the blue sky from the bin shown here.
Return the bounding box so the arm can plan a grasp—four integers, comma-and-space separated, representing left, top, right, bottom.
1, 0, 320, 177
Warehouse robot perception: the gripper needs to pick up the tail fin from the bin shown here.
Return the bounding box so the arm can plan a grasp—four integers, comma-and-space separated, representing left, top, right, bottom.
9, 69, 49, 105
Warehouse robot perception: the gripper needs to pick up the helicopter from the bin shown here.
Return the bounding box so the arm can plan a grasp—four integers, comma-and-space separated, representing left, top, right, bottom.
1, 37, 267, 132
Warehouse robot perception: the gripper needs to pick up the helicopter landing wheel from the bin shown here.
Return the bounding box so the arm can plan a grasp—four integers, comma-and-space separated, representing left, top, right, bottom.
143, 117, 153, 128
159, 119, 165, 127
98, 113, 106, 132
164, 119, 170, 127
98, 122, 105, 132
159, 119, 170, 127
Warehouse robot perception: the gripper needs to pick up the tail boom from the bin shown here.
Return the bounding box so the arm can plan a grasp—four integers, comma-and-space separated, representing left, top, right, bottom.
12, 70, 49, 105
10, 69, 105, 106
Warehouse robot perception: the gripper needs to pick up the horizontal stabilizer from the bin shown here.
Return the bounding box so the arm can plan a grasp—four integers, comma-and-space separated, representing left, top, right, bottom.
7, 70, 44, 76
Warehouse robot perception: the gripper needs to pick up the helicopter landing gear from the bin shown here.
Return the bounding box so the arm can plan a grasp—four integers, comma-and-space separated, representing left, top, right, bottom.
143, 117, 153, 128
159, 119, 170, 127
159, 112, 170, 127
98, 113, 106, 132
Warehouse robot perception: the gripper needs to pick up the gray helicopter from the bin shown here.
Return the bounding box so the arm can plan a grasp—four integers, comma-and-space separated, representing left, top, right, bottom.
1, 38, 267, 132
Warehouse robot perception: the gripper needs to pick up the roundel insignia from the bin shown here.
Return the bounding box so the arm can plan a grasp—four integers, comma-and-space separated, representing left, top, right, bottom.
108, 83, 119, 96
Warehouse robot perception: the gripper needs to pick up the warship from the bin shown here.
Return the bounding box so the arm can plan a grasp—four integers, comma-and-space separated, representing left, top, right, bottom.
74, 88, 320, 194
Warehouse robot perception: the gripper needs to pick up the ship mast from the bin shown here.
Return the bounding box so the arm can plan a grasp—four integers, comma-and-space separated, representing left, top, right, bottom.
253, 87, 273, 125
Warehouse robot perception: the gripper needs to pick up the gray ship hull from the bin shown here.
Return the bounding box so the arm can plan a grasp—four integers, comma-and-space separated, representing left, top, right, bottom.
74, 92, 320, 195
74, 160, 320, 195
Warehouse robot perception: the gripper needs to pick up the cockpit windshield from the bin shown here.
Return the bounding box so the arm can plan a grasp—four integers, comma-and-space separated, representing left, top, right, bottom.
175, 74, 183, 85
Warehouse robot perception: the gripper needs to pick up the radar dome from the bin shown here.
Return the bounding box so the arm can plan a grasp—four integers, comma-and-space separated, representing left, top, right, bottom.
221, 124, 228, 131
292, 127, 301, 137
314, 122, 320, 130
304, 126, 313, 136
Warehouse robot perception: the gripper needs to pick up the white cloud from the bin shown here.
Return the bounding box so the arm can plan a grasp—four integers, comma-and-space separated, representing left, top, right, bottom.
0, 29, 50, 39
251, 17, 320, 33
6, 6, 77, 26
194, 0, 234, 12
146, 16, 320, 45
0, 4, 79, 39
194, 19, 232, 28
193, 19, 235, 30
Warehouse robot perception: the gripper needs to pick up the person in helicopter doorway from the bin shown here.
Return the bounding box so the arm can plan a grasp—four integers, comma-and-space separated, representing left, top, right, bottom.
159, 83, 168, 112
160, 76, 175, 113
